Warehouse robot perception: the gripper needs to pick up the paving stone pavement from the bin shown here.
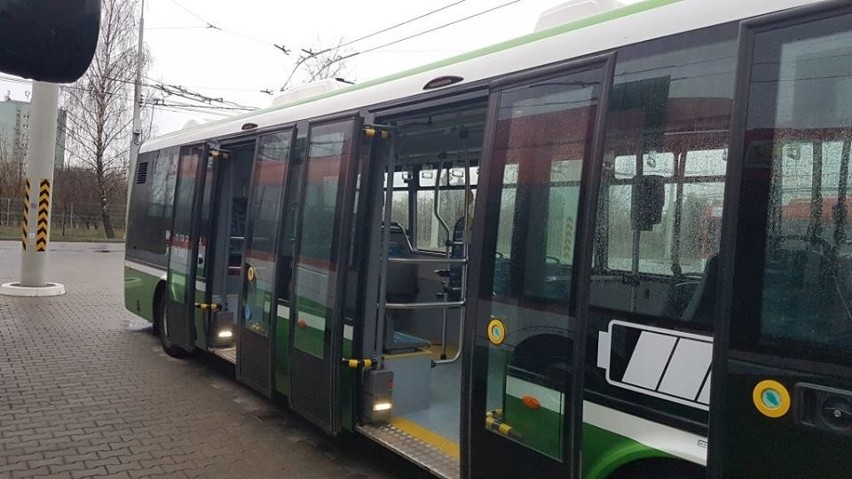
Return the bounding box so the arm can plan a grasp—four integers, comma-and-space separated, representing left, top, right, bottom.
0, 242, 429, 479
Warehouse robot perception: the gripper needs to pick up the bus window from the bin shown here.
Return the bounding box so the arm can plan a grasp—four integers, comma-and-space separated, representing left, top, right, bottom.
147, 147, 179, 220
413, 166, 479, 251
384, 170, 410, 229
746, 24, 852, 360
591, 25, 736, 325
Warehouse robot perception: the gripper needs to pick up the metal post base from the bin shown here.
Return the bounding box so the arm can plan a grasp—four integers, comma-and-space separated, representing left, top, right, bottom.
0, 282, 66, 297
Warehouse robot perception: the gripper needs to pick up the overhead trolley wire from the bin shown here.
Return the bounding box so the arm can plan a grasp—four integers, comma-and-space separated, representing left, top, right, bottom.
341, 0, 522, 61
282, 0, 520, 89
317, 0, 468, 55
168, 0, 290, 54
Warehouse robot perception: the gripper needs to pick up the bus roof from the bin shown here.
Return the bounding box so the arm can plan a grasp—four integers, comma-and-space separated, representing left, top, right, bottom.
141, 0, 822, 154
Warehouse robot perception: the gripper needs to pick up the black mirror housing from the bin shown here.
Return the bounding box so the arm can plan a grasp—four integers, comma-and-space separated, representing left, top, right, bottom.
0, 0, 100, 83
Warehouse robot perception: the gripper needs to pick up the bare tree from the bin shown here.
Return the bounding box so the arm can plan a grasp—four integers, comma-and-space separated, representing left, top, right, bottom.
281, 38, 354, 91
0, 128, 27, 220
62, 0, 146, 239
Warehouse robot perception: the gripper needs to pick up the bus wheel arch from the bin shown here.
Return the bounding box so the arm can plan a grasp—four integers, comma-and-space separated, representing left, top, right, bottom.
154, 281, 191, 358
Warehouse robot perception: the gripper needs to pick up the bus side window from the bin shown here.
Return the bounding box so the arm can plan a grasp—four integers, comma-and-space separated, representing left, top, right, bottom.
744, 24, 852, 360
590, 25, 737, 325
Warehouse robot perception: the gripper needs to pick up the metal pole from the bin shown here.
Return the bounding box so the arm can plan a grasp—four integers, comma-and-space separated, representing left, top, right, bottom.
128, 0, 145, 207
1, 82, 65, 296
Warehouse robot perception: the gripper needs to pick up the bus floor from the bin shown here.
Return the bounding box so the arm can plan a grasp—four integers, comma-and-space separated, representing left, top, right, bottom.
212, 345, 237, 363
359, 354, 462, 479
395, 358, 461, 443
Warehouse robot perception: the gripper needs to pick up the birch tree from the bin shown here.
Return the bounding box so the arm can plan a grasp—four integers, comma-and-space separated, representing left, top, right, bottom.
62, 0, 146, 239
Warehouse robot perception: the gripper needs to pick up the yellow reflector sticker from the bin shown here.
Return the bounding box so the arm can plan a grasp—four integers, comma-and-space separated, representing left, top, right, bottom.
488, 317, 506, 346
752, 379, 791, 418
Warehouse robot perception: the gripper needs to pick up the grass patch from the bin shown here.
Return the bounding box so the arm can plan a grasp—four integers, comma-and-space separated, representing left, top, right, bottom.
0, 225, 125, 242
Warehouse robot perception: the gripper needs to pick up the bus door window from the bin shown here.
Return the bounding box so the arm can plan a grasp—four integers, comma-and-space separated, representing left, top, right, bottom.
223, 145, 254, 301
588, 25, 737, 419
480, 66, 604, 460
742, 23, 852, 357
242, 131, 292, 336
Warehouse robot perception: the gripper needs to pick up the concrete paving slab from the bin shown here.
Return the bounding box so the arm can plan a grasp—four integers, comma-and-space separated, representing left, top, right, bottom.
0, 241, 429, 479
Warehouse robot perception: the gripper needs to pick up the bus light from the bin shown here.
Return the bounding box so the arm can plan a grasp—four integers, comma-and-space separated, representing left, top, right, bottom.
218, 330, 233, 339
362, 369, 394, 423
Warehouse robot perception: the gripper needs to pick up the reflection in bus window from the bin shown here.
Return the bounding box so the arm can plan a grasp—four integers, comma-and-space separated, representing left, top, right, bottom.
591, 26, 737, 324
292, 121, 353, 359
482, 66, 603, 460
747, 23, 852, 360
147, 147, 178, 219
242, 131, 292, 336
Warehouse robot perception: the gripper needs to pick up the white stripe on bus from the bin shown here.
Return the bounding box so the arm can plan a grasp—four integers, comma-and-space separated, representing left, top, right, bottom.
298, 311, 325, 332
583, 401, 707, 466
499, 376, 707, 466
124, 260, 166, 280
505, 375, 563, 413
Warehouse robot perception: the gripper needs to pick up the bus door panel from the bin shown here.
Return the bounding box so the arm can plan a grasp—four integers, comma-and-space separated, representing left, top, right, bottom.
710, 4, 852, 477
465, 55, 613, 478
165, 144, 210, 352
288, 115, 364, 434
236, 130, 295, 396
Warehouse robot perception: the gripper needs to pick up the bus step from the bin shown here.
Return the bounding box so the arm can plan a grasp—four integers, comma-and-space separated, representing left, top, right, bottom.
356, 423, 458, 479
211, 346, 236, 364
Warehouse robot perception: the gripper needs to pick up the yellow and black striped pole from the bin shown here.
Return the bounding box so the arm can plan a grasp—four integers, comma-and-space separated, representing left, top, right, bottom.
36, 179, 50, 252
21, 179, 30, 251
1, 81, 65, 296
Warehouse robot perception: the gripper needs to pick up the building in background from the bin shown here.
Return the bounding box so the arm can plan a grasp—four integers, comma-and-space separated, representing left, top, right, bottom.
0, 93, 66, 170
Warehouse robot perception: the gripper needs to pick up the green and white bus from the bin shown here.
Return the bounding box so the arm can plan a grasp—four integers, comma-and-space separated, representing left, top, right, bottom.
124, 0, 852, 477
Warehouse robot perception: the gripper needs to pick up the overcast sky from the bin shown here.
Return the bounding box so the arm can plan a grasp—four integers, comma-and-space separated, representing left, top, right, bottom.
0, 0, 639, 135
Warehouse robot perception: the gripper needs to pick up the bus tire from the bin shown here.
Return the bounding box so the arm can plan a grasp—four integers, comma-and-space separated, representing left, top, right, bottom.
155, 289, 191, 358
609, 459, 704, 479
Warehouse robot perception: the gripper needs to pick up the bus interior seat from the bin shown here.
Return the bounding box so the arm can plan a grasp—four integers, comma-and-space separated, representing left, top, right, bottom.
662, 280, 699, 319
383, 223, 432, 352
508, 334, 572, 390
442, 216, 466, 301
682, 254, 719, 325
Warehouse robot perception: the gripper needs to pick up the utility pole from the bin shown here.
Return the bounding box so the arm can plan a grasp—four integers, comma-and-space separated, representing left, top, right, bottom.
1, 81, 65, 297
129, 0, 145, 189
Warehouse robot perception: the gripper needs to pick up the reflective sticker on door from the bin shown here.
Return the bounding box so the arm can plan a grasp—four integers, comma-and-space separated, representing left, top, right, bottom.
752, 380, 791, 418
